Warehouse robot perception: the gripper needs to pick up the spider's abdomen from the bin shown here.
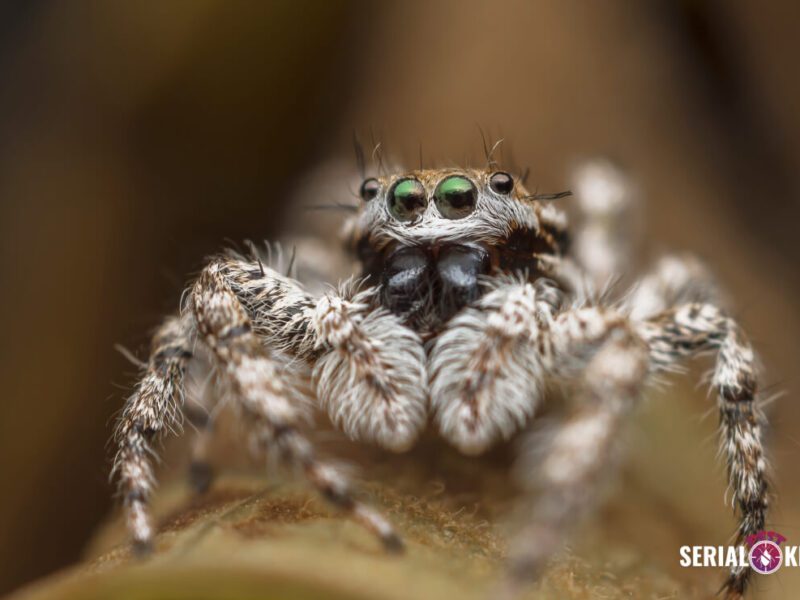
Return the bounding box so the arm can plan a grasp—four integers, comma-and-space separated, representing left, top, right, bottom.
380, 243, 490, 332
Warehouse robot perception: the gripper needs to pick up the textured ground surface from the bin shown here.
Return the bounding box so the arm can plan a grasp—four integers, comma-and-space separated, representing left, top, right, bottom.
8, 476, 700, 600
5, 387, 742, 600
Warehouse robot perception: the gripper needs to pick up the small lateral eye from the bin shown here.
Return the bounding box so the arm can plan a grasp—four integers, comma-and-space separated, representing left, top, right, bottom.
359, 178, 380, 201
489, 171, 514, 195
387, 178, 427, 221
434, 175, 477, 220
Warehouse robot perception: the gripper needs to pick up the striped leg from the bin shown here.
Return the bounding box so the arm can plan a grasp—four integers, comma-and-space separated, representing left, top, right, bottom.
184, 400, 217, 494
570, 159, 635, 291
625, 253, 720, 321
638, 303, 769, 598
190, 263, 402, 550
507, 308, 649, 591
112, 315, 193, 553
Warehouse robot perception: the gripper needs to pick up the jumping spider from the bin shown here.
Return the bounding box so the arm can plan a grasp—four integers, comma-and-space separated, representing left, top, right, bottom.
112, 157, 769, 598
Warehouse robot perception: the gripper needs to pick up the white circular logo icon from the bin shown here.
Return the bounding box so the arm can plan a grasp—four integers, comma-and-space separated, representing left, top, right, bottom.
749, 540, 782, 575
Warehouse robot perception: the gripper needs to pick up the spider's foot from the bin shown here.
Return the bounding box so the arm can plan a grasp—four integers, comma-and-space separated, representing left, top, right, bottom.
350, 502, 405, 554
718, 572, 747, 600
188, 460, 214, 494
495, 545, 550, 600
381, 530, 405, 554
131, 537, 154, 558
493, 573, 533, 600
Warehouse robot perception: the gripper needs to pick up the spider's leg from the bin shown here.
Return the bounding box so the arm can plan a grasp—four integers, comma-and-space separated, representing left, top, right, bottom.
638, 303, 768, 599
190, 261, 402, 551
312, 283, 427, 452
505, 307, 649, 591
570, 159, 635, 291
625, 253, 720, 321
184, 398, 217, 494
429, 278, 559, 455
111, 315, 193, 553
178, 347, 222, 494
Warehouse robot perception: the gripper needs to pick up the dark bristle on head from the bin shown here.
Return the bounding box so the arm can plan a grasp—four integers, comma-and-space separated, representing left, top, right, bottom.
476, 125, 503, 170
525, 190, 572, 201
369, 127, 387, 176
478, 124, 490, 164
353, 132, 366, 180
304, 203, 359, 212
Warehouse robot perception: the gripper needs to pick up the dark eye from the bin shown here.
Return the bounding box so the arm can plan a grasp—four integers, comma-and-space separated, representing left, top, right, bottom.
489, 171, 514, 195
387, 178, 427, 221
359, 178, 380, 201
434, 175, 477, 219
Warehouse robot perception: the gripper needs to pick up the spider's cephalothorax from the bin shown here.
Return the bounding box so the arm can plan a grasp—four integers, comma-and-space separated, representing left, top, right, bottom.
347, 168, 568, 335
112, 159, 771, 599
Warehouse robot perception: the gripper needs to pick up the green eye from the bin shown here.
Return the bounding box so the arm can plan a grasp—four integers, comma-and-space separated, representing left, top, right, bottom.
434, 175, 477, 219
387, 178, 427, 221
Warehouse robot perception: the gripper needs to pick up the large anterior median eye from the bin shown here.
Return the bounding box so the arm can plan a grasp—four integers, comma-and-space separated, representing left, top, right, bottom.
387, 178, 427, 221
434, 175, 477, 219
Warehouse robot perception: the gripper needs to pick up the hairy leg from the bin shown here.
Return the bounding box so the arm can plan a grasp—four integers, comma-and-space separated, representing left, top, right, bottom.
569, 159, 636, 291
212, 249, 320, 361
637, 303, 768, 598
429, 277, 561, 455
507, 307, 649, 591
625, 253, 720, 321
190, 262, 402, 550
181, 349, 221, 493
111, 315, 193, 552
184, 404, 216, 494
312, 282, 427, 452
221, 252, 430, 452
111, 250, 319, 552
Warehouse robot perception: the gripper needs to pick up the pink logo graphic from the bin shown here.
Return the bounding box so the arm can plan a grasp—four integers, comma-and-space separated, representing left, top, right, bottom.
747, 531, 786, 575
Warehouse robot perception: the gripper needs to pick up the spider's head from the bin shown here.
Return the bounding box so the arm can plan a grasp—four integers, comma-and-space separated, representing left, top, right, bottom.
343, 167, 570, 334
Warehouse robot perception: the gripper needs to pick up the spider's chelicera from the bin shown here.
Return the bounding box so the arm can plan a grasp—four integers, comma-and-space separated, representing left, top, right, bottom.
112, 160, 770, 599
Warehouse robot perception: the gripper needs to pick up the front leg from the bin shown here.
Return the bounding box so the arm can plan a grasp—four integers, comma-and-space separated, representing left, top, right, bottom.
430, 282, 650, 592
429, 277, 561, 454
505, 307, 649, 593
189, 259, 403, 550
221, 254, 428, 451
312, 282, 428, 452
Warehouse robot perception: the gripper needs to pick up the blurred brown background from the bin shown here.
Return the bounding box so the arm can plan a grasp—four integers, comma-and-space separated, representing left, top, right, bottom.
1, 1, 799, 597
